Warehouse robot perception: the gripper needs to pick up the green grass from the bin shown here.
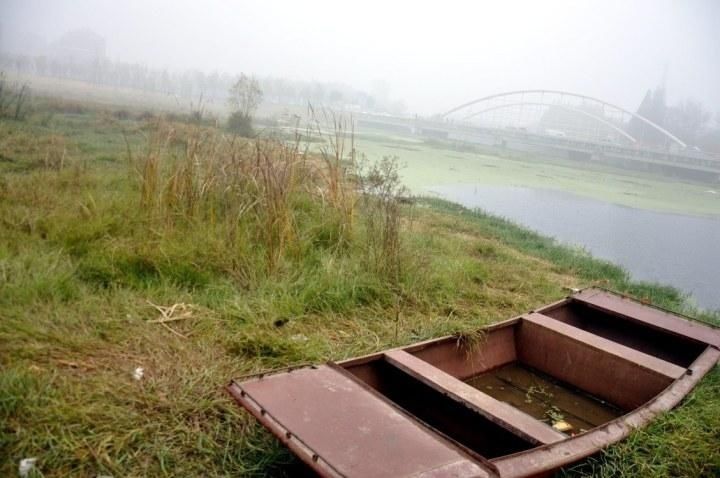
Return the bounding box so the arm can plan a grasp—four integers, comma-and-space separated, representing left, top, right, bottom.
1, 100, 718, 477
560, 367, 720, 478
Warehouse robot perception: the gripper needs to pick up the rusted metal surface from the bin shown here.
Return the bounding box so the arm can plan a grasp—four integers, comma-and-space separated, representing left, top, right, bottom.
227, 364, 493, 478
523, 312, 687, 380
227, 288, 720, 478
518, 313, 683, 410
342, 358, 536, 460
384, 349, 565, 446
491, 346, 720, 478
540, 298, 706, 367
407, 324, 519, 380
342, 320, 520, 390
572, 288, 720, 348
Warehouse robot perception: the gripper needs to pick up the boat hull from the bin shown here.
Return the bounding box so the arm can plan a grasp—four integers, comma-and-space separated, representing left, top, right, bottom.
227, 288, 720, 477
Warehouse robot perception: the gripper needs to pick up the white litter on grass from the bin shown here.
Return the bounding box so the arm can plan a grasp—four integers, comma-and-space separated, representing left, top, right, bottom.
18, 458, 37, 477
705, 190, 717, 195
132, 367, 144, 381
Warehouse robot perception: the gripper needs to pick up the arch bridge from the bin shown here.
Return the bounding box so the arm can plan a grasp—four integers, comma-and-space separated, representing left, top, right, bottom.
440, 90, 686, 148
356, 89, 720, 178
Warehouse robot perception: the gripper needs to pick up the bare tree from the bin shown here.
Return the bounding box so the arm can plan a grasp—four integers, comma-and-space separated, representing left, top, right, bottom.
227, 73, 263, 136
228, 73, 263, 119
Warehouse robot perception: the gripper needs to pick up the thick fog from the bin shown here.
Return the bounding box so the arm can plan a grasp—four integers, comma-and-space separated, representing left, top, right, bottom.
1, 0, 719, 115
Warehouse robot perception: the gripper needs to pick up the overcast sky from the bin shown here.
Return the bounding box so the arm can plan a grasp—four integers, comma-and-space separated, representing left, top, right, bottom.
2, 0, 719, 115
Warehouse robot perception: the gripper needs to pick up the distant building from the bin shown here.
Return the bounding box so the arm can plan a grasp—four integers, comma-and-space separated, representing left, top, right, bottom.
48, 28, 106, 64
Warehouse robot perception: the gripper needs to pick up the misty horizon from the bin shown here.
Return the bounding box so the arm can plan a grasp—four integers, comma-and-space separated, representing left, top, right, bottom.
2, 0, 719, 116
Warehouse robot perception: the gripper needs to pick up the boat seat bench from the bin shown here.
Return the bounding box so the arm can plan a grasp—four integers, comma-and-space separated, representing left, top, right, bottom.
518, 313, 685, 410
571, 289, 720, 348
384, 349, 566, 446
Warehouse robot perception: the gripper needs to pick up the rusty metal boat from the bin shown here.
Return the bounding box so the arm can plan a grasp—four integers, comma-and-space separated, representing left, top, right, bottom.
227, 288, 720, 477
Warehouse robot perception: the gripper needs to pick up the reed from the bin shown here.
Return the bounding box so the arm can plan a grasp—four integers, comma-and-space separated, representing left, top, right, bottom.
132, 120, 312, 274
309, 106, 357, 248
251, 136, 304, 272
133, 114, 411, 279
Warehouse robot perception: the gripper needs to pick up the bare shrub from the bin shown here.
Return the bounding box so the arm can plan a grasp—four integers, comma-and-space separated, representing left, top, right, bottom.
226, 111, 254, 137
227, 74, 263, 137
357, 155, 408, 284
0, 72, 32, 121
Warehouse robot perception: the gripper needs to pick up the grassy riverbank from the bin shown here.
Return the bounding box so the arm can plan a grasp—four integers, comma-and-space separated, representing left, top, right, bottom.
1, 100, 718, 477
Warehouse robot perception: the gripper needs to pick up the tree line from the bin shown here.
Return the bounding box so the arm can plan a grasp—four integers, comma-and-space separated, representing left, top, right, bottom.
0, 52, 407, 115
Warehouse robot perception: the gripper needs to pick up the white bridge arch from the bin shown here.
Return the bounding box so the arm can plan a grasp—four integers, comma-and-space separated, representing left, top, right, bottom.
441, 90, 686, 148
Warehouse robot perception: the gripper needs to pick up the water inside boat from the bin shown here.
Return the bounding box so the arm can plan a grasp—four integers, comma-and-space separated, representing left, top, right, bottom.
465, 362, 623, 434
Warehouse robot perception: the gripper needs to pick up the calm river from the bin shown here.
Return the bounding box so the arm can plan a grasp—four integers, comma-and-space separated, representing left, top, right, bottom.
428, 185, 720, 311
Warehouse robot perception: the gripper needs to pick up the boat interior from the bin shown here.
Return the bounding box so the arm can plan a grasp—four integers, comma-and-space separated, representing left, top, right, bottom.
341, 289, 708, 460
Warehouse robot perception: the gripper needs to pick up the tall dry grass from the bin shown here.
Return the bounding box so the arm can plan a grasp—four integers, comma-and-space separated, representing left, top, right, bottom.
131, 114, 408, 281
0, 121, 72, 171
131, 119, 309, 274
309, 106, 357, 248
253, 136, 304, 272
134, 120, 173, 211
42, 133, 68, 170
